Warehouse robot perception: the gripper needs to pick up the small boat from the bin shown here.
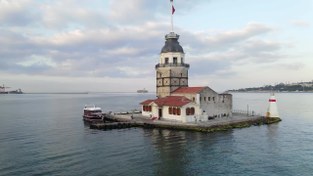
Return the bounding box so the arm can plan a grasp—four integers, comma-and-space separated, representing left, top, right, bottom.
83, 105, 103, 122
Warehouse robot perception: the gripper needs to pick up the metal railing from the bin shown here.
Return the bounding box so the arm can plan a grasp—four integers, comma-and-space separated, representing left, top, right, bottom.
155, 63, 190, 69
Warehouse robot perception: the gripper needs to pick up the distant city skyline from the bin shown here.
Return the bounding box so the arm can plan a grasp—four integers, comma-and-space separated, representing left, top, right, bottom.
0, 0, 312, 93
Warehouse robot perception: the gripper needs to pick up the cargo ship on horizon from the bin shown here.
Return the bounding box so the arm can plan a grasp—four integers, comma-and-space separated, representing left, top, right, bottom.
0, 84, 23, 94
137, 88, 148, 93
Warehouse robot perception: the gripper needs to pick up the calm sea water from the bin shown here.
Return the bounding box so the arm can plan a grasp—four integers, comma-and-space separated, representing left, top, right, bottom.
0, 93, 313, 176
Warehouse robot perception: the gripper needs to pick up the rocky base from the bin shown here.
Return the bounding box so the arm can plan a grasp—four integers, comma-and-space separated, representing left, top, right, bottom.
143, 117, 282, 133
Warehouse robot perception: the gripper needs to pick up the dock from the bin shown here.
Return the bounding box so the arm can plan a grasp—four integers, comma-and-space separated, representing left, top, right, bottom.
88, 112, 281, 133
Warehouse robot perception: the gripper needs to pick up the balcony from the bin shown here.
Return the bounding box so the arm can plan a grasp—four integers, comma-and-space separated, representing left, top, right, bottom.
155, 63, 190, 69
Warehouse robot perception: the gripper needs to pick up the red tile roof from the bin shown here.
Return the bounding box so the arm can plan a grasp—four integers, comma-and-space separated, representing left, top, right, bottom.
152, 96, 191, 107
140, 99, 154, 105
172, 87, 206, 94
140, 96, 191, 107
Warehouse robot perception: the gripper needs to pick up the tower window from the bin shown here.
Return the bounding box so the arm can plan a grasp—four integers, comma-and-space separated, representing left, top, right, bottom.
165, 57, 169, 64
181, 57, 184, 63
173, 57, 177, 64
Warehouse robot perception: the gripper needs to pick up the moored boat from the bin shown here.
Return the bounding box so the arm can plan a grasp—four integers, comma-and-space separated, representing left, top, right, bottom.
83, 105, 103, 122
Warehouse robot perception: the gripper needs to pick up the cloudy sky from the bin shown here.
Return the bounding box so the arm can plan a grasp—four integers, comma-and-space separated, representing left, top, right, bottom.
0, 0, 312, 93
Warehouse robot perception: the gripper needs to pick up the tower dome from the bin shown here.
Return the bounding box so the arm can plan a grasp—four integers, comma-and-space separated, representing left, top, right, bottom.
161, 32, 184, 53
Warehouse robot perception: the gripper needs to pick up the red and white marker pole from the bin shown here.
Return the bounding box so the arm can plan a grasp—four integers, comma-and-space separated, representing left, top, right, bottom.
266, 93, 279, 118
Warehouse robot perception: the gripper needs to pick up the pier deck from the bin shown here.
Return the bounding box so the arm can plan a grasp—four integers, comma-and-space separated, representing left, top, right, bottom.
89, 112, 281, 132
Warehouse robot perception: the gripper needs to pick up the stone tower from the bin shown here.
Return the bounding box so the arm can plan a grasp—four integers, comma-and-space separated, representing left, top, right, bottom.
155, 32, 189, 98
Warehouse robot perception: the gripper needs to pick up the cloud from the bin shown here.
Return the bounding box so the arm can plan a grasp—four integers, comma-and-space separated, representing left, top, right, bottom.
0, 0, 304, 93
280, 62, 305, 70
0, 20, 288, 80
0, 0, 37, 26
106, 0, 210, 24
181, 23, 285, 72
290, 20, 311, 28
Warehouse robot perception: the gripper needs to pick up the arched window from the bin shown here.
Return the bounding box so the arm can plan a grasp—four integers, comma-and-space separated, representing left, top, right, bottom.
190, 107, 195, 115
173, 57, 177, 64
173, 107, 177, 115
186, 108, 190, 115
177, 108, 181, 115
169, 107, 173, 114
148, 106, 152, 112
165, 57, 169, 64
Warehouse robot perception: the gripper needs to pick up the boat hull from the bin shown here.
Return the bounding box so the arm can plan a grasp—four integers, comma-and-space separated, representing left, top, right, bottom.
83, 115, 103, 123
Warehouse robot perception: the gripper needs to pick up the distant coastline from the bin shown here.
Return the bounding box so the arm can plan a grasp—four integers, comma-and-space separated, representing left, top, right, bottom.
229, 81, 313, 93
26, 92, 89, 94
24, 91, 156, 94
228, 91, 313, 93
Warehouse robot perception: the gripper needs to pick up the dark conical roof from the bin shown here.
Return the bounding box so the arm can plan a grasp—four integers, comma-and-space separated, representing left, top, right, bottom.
161, 32, 184, 53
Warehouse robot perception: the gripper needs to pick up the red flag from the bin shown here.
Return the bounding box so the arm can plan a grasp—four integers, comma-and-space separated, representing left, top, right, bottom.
172, 5, 175, 14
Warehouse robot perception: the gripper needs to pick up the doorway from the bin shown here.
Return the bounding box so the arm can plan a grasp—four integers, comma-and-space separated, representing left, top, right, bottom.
158, 108, 162, 119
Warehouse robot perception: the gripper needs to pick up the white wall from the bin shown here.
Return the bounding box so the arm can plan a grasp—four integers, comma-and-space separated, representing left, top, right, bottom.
160, 53, 185, 64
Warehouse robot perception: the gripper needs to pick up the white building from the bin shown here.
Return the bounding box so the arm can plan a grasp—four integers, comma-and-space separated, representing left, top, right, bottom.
140, 31, 232, 123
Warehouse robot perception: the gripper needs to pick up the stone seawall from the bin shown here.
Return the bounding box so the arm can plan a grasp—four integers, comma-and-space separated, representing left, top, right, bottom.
92, 112, 281, 133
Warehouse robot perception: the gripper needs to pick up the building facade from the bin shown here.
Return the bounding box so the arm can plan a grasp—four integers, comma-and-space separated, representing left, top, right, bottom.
156, 32, 189, 98
141, 31, 233, 123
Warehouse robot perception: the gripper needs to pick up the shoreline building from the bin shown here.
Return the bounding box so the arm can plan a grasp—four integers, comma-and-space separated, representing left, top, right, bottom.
140, 31, 232, 123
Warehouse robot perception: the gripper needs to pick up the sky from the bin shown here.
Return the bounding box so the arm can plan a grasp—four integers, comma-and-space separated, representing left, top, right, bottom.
0, 0, 312, 93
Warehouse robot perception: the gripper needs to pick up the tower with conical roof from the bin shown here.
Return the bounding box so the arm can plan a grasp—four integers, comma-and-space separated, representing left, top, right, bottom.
155, 32, 189, 98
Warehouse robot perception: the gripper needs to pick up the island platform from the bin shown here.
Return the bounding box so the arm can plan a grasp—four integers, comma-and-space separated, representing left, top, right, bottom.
89, 112, 281, 133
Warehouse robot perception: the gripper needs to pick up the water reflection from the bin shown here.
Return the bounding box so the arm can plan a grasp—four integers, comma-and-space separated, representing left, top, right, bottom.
144, 128, 235, 175
144, 129, 188, 176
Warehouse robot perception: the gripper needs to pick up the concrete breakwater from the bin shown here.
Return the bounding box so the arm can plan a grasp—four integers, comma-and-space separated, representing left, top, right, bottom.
89, 112, 281, 133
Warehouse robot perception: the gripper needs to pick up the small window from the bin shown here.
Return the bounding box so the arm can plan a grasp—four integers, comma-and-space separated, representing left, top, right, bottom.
173, 57, 177, 64
186, 108, 190, 115
186, 107, 195, 115
169, 107, 173, 114
190, 107, 195, 115
177, 108, 181, 116
173, 107, 177, 115
143, 105, 152, 112
181, 57, 184, 63
165, 57, 169, 64
213, 97, 215, 101
192, 97, 195, 102
204, 97, 206, 101
208, 97, 211, 101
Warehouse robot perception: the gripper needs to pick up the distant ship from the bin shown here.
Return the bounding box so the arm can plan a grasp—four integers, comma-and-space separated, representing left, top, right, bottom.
0, 84, 23, 94
8, 89, 23, 94
137, 88, 148, 93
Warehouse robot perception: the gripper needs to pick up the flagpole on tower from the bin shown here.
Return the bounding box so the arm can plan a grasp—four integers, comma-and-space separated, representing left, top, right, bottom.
170, 0, 175, 32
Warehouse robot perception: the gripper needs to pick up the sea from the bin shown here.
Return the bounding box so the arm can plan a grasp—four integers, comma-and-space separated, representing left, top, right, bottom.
0, 93, 313, 176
